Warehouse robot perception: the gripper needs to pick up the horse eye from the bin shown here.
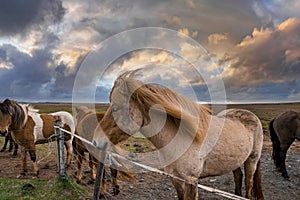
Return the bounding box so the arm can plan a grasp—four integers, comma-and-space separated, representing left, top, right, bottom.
112, 107, 119, 113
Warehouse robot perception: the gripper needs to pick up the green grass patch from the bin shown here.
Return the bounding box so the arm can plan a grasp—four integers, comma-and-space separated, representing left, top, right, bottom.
0, 177, 87, 200
32, 103, 108, 114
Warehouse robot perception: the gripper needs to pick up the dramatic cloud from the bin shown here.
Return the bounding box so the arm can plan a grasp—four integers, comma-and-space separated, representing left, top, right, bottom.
0, 0, 65, 36
222, 17, 300, 88
0, 0, 299, 102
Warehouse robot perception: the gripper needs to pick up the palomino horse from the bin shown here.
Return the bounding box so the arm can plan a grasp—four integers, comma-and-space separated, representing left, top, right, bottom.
75, 106, 131, 197
0, 99, 75, 176
92, 72, 264, 200
269, 110, 300, 179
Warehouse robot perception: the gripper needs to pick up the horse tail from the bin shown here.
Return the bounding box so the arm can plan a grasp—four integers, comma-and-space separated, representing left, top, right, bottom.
118, 170, 133, 180
269, 119, 280, 165
252, 159, 264, 200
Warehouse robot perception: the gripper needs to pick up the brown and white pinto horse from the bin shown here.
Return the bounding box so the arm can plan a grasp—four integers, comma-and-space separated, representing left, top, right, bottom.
0, 99, 75, 176
92, 71, 264, 200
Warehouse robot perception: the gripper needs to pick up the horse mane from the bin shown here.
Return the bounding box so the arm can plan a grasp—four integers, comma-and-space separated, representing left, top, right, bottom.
112, 71, 211, 142
1, 99, 27, 130
24, 104, 39, 114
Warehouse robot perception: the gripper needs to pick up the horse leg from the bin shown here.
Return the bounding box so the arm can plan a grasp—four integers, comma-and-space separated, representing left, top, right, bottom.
279, 146, 291, 179
171, 179, 185, 200
89, 154, 97, 181
76, 148, 85, 183
0, 135, 9, 152
184, 182, 198, 200
12, 142, 18, 157
100, 168, 107, 198
7, 133, 14, 152
279, 140, 294, 179
244, 158, 258, 199
21, 146, 28, 175
28, 148, 39, 176
233, 167, 243, 196
64, 140, 73, 167
252, 160, 264, 200
110, 167, 120, 195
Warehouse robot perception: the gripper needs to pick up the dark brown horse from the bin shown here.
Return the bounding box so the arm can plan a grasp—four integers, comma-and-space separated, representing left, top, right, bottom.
269, 110, 300, 179
0, 131, 18, 157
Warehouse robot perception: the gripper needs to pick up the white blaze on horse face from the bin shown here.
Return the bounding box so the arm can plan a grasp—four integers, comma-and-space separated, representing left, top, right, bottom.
28, 111, 45, 143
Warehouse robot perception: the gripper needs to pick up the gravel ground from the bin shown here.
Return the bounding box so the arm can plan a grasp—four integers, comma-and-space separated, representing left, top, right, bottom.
0, 135, 299, 200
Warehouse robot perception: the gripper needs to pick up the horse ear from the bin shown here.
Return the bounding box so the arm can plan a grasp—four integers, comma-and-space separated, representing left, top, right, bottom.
3, 99, 12, 105
2, 99, 14, 115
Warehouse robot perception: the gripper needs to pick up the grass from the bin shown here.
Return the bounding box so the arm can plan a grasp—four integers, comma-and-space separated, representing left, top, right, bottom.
32, 103, 109, 114
0, 177, 86, 200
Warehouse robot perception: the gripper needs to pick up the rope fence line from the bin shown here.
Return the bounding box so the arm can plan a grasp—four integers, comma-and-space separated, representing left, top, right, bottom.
55, 125, 249, 200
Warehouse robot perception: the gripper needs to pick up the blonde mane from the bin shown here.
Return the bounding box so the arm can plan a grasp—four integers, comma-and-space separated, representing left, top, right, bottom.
111, 71, 211, 142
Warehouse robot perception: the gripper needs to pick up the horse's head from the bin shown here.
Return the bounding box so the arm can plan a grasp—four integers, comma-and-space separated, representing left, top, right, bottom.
92, 74, 145, 149
0, 99, 14, 136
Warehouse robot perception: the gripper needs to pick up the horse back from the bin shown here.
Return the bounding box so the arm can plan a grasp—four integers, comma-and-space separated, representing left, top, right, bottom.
273, 111, 300, 141
217, 109, 262, 134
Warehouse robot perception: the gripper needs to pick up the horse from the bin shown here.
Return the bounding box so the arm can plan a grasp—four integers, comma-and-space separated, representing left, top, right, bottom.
269, 110, 300, 179
0, 99, 75, 176
0, 131, 19, 157
75, 105, 131, 197
92, 71, 264, 200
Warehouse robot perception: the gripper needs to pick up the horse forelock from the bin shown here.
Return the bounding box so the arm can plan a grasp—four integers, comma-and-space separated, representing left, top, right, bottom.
1, 99, 27, 130
113, 72, 210, 142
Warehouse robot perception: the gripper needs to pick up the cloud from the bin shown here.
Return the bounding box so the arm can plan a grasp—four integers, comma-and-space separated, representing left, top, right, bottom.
221, 17, 300, 90
208, 33, 228, 45
0, 0, 65, 36
0, 0, 299, 103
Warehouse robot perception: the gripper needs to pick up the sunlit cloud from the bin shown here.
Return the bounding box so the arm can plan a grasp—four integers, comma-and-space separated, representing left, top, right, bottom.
221, 17, 300, 89
0, 0, 299, 102
208, 33, 228, 45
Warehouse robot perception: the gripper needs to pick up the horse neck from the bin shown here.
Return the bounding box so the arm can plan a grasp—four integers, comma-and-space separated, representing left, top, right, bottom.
139, 104, 210, 150
140, 113, 181, 149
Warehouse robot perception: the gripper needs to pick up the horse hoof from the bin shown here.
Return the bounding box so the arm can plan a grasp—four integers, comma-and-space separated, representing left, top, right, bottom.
99, 193, 105, 199
11, 154, 17, 158
113, 185, 120, 196
20, 170, 27, 176
34, 170, 39, 177
87, 179, 95, 185
76, 179, 81, 184
282, 173, 290, 179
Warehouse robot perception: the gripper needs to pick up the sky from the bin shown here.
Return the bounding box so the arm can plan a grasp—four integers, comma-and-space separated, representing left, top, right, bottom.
0, 0, 299, 103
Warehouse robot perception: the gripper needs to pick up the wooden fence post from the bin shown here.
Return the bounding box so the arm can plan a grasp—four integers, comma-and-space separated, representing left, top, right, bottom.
54, 116, 67, 179
93, 142, 108, 200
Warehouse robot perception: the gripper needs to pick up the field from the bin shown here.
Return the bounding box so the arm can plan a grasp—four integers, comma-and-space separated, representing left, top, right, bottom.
0, 103, 299, 199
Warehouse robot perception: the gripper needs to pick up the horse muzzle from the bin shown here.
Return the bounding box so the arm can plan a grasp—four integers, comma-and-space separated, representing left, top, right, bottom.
0, 130, 8, 137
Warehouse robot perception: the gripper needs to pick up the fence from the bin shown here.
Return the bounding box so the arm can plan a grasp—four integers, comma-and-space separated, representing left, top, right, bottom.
0, 116, 248, 200
53, 115, 248, 200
